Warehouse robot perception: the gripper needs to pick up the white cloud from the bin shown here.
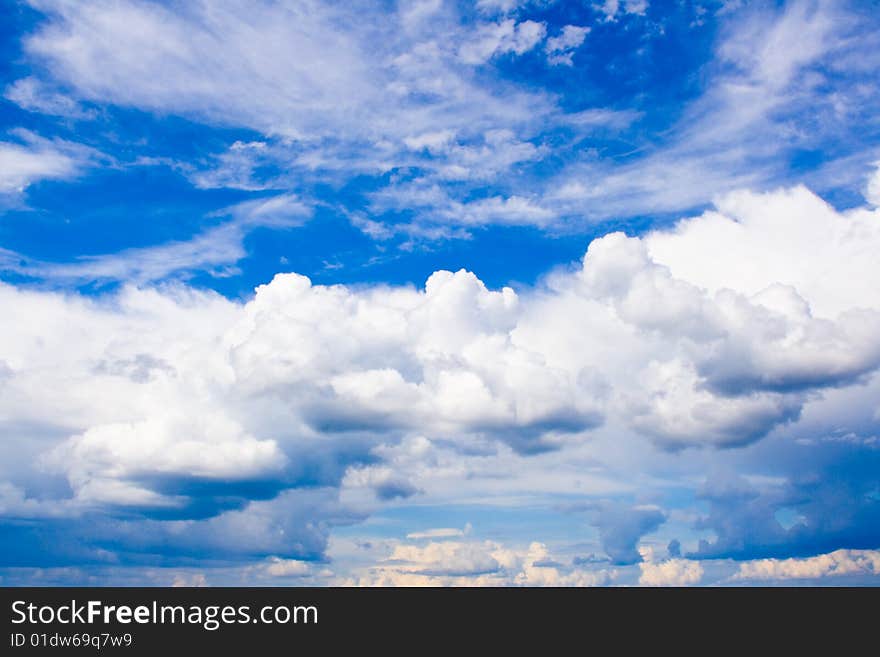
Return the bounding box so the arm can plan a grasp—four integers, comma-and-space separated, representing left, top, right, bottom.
639, 558, 703, 586
475, 0, 524, 14
1, 178, 880, 573
348, 539, 614, 586
368, 131, 546, 224
548, 1, 878, 222
4, 76, 95, 119
24, 0, 376, 139
0, 130, 95, 194
1, 194, 311, 283
516, 185, 880, 447
646, 186, 880, 318
24, 0, 551, 145
0, 180, 875, 589
18, 0, 576, 237
227, 194, 311, 227
596, 0, 649, 21
1, 181, 878, 524
734, 549, 880, 581
624, 359, 804, 449
561, 108, 642, 129
407, 525, 470, 540
46, 413, 287, 506
716, 0, 832, 91
447, 195, 555, 226
399, 0, 444, 30
16, 0, 879, 237
458, 19, 547, 65
262, 557, 313, 578
388, 540, 503, 575
545, 25, 589, 66
404, 130, 457, 152
188, 141, 281, 191
514, 542, 614, 586
638, 547, 704, 586
4, 1, 880, 581
172, 573, 208, 587
0, 482, 76, 519
0, 142, 74, 193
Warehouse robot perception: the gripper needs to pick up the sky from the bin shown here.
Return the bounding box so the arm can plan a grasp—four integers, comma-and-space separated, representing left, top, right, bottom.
0, 0, 879, 586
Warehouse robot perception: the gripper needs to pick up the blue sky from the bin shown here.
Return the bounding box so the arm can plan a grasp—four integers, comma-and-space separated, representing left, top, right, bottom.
1, 0, 879, 586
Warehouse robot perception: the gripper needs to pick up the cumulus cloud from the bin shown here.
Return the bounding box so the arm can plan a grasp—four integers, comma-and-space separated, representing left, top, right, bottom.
691, 464, 880, 562
388, 540, 503, 576
520, 187, 880, 449
171, 573, 208, 587
1, 180, 879, 570
646, 186, 880, 318
586, 503, 666, 564
639, 558, 704, 586
262, 557, 313, 578
45, 414, 287, 506
545, 25, 589, 66
349, 539, 615, 586
458, 19, 547, 65
596, 0, 649, 21
734, 549, 880, 581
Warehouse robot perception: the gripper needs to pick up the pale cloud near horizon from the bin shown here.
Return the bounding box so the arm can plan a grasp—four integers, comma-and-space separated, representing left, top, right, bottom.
733, 549, 880, 581
639, 558, 704, 587
346, 540, 616, 586
4, 542, 879, 586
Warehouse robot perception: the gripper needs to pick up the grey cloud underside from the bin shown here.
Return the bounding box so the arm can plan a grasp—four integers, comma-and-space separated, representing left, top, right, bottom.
589, 502, 667, 565
692, 465, 880, 561
0, 488, 358, 568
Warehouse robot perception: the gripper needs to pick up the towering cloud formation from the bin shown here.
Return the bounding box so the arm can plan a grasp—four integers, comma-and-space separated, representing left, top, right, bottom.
1, 181, 878, 575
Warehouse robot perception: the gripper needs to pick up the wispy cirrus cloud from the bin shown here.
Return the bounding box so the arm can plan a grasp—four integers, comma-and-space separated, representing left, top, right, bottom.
0, 194, 311, 284
546, 0, 880, 221
14, 0, 877, 244
733, 549, 880, 581
0, 129, 99, 196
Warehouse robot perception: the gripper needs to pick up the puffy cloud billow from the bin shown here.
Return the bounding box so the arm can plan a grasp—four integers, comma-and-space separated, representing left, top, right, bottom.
733, 549, 880, 582
1, 181, 879, 575
347, 539, 616, 587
